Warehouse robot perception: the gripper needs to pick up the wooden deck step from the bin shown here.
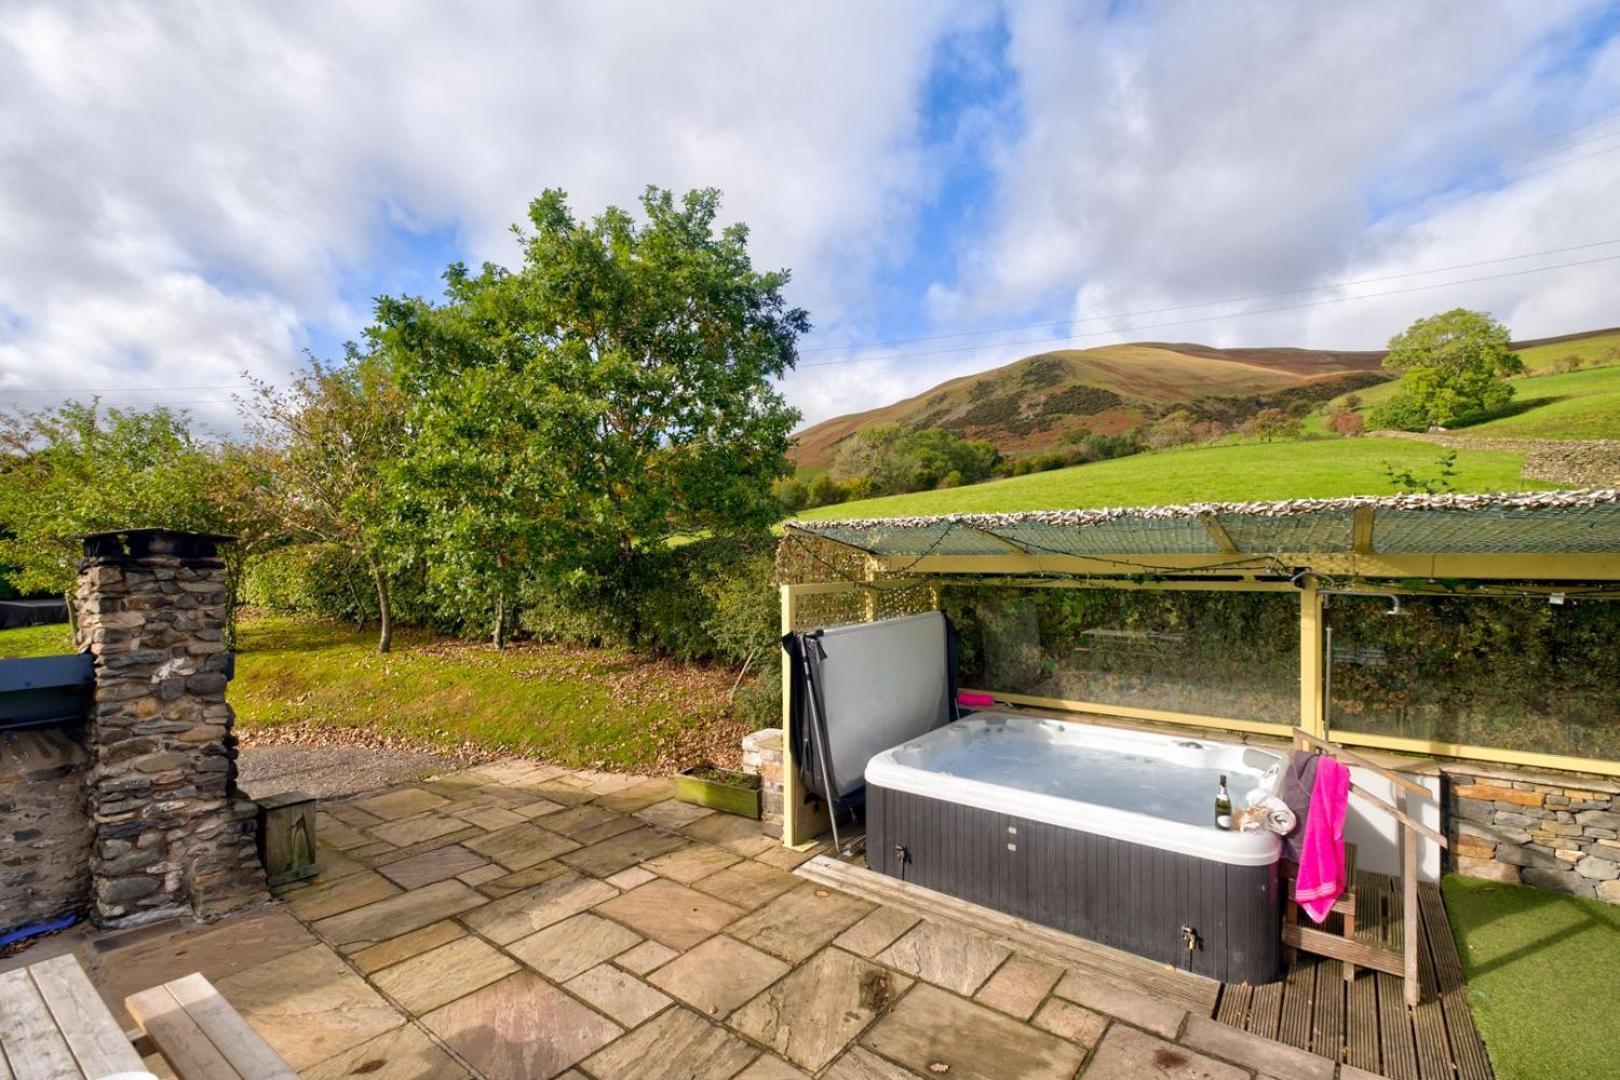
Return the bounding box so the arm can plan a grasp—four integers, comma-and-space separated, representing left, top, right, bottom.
795, 854, 1218, 1016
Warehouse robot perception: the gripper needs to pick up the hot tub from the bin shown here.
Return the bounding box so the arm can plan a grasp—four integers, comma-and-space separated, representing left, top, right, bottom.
864, 713, 1285, 983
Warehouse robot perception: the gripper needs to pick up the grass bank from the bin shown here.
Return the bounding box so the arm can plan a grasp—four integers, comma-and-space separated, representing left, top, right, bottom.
1444, 875, 1620, 1080
0, 615, 751, 772
795, 437, 1547, 519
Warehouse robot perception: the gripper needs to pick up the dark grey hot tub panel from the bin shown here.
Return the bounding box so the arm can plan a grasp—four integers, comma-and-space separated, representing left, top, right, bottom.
866, 784, 1282, 984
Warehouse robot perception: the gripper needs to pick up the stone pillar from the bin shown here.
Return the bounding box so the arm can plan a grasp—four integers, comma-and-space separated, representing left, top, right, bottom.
741, 728, 785, 836
75, 528, 268, 927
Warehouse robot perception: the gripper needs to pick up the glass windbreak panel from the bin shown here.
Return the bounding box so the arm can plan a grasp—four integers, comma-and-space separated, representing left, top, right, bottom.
942, 586, 1300, 725
1327, 593, 1620, 762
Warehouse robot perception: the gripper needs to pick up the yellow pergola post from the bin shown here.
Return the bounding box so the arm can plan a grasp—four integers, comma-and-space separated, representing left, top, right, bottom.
780, 582, 833, 848
1299, 575, 1326, 738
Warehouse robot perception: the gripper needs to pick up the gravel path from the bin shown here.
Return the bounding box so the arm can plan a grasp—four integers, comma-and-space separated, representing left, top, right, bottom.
236, 743, 475, 801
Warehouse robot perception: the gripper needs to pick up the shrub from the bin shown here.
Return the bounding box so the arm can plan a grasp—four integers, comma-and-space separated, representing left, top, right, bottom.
1327, 408, 1366, 437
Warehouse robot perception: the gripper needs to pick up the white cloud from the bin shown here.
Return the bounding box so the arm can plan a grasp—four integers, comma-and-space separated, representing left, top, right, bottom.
0, 0, 968, 427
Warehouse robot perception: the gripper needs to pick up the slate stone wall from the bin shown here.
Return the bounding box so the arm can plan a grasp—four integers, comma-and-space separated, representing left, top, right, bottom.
75, 530, 268, 927
0, 729, 91, 934
1445, 763, 1620, 904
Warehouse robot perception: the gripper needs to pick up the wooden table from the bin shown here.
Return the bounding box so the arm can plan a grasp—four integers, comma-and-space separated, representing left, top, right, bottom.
0, 953, 147, 1079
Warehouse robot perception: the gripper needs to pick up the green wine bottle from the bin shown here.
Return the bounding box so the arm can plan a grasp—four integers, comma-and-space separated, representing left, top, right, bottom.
1214, 774, 1233, 831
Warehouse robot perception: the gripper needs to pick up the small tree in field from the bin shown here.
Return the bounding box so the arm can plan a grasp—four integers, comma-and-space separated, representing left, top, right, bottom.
1241, 407, 1302, 442
1370, 309, 1522, 429
1327, 407, 1365, 437
242, 351, 407, 652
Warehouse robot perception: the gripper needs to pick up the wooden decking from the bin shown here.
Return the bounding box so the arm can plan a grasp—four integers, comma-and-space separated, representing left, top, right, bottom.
1215, 870, 1492, 1080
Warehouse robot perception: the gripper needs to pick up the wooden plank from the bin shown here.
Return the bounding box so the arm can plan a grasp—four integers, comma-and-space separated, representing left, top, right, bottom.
1400, 790, 1421, 1007
1409, 899, 1452, 1080
27, 956, 145, 1078
1352, 506, 1376, 554
0, 968, 83, 1080
1281, 925, 1403, 976
1277, 949, 1316, 1053
1345, 963, 1380, 1075
126, 984, 244, 1080
1375, 970, 1419, 1080
1419, 883, 1493, 1080
1214, 982, 1251, 1028
1248, 977, 1284, 1042
795, 854, 1219, 1014
1291, 729, 1431, 799
163, 974, 295, 1080
1312, 957, 1344, 1061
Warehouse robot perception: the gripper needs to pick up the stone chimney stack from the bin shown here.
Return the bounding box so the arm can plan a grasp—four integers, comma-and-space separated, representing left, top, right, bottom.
75, 529, 268, 927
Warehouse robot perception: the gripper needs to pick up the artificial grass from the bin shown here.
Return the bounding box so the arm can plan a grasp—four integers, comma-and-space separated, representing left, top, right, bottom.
1443, 874, 1620, 1080
795, 437, 1549, 519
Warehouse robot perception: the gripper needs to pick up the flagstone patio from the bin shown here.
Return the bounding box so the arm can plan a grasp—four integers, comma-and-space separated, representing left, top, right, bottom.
2, 760, 1381, 1079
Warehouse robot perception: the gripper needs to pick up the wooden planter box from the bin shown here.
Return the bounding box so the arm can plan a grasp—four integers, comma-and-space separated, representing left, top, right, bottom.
674, 765, 762, 819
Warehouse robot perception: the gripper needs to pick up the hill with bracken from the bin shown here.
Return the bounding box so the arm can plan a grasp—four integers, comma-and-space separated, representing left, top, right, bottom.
790, 328, 1620, 469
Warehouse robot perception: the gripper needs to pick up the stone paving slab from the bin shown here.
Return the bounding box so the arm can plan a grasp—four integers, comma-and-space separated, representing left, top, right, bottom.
634, 798, 717, 830
861, 983, 1087, 1080
582, 1005, 757, 1080
593, 878, 746, 951
423, 970, 622, 1078
1081, 1024, 1247, 1080
313, 878, 486, 951
283, 870, 401, 922
975, 953, 1066, 1021
368, 812, 471, 848
299, 1023, 465, 1080
348, 919, 466, 975
475, 859, 572, 898
462, 870, 618, 945
214, 943, 405, 1070
823, 1046, 915, 1079
1053, 969, 1188, 1040
728, 946, 912, 1073
614, 939, 680, 975
507, 912, 644, 981
377, 843, 490, 889
728, 883, 875, 963
370, 934, 519, 1014
352, 787, 449, 820
647, 934, 790, 1018
833, 906, 922, 958
690, 859, 800, 910
644, 842, 743, 884
566, 963, 673, 1027
559, 825, 689, 877
875, 919, 1010, 996
463, 821, 581, 869
1032, 997, 1109, 1049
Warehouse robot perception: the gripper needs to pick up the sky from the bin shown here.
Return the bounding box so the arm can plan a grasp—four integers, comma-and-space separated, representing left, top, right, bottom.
3, 1, 1620, 434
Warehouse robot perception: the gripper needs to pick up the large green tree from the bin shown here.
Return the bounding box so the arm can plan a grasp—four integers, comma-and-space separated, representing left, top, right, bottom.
241, 349, 408, 652
371, 186, 807, 645
0, 402, 249, 613
1371, 309, 1523, 430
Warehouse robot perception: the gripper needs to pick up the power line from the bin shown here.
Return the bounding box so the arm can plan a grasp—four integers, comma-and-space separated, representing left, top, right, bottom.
799, 237, 1620, 355
796, 250, 1620, 369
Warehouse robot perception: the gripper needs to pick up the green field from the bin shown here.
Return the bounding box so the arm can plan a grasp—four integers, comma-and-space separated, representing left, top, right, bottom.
0, 615, 747, 770
0, 622, 72, 657
1462, 364, 1620, 439
795, 437, 1548, 519
1445, 875, 1620, 1080
1315, 328, 1620, 440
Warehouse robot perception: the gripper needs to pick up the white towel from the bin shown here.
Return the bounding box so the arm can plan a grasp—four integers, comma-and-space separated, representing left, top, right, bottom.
1240, 790, 1297, 836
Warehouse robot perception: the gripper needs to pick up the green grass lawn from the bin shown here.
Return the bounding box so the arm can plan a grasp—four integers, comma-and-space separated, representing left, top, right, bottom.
1444, 875, 1620, 1080
0, 621, 73, 657
1461, 364, 1620, 440
795, 437, 1549, 519
0, 614, 748, 771
1511, 327, 1620, 372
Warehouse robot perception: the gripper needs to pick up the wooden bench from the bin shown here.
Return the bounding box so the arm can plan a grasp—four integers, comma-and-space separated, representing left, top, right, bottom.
0, 953, 148, 1079
126, 974, 295, 1080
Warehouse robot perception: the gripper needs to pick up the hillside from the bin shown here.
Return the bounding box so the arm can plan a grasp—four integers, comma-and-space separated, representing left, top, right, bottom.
793, 327, 1620, 468
794, 437, 1549, 520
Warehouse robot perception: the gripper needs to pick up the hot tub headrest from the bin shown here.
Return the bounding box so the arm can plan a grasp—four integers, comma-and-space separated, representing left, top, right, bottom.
784, 611, 957, 801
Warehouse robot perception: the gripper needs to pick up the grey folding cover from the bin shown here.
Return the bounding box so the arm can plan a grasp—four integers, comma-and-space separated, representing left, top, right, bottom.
811, 612, 953, 798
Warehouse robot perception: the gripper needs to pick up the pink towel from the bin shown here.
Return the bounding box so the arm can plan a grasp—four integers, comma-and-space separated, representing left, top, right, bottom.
1294, 756, 1350, 924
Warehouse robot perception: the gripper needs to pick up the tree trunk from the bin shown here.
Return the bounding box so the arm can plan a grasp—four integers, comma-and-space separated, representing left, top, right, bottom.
493, 592, 506, 650
372, 562, 393, 654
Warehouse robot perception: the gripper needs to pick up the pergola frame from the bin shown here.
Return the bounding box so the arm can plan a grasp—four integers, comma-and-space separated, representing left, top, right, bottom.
777, 492, 1620, 847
